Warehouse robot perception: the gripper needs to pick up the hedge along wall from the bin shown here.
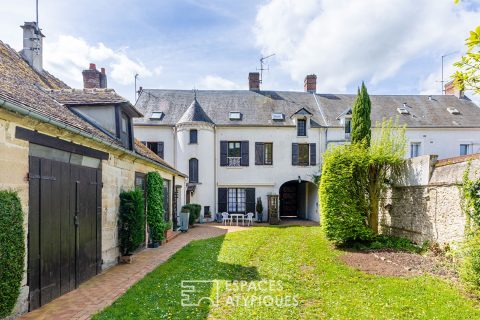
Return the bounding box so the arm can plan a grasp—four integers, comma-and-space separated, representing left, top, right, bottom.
119, 189, 145, 255
146, 172, 165, 242
0, 190, 25, 318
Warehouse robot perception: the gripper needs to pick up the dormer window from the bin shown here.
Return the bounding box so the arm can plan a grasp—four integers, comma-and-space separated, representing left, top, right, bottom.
150, 112, 164, 120
397, 107, 410, 115
229, 112, 242, 120
272, 113, 285, 121
447, 107, 460, 115
297, 119, 307, 136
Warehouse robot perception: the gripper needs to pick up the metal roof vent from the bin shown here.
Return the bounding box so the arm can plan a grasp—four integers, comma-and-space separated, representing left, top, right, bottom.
229, 112, 242, 120
428, 95, 433, 101
447, 107, 460, 115
272, 113, 285, 121
403, 102, 408, 108
150, 112, 164, 120
397, 107, 410, 115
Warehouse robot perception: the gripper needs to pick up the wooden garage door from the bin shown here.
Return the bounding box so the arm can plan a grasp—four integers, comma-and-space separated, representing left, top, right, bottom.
28, 156, 101, 310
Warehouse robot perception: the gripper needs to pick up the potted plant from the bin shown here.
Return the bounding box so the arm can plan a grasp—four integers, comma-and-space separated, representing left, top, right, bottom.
256, 197, 264, 222
163, 220, 174, 242
119, 189, 145, 263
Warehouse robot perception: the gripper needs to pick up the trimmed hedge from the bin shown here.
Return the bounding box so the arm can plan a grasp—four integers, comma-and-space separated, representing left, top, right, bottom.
146, 172, 165, 242
319, 144, 373, 243
119, 189, 145, 255
0, 190, 25, 318
182, 204, 201, 225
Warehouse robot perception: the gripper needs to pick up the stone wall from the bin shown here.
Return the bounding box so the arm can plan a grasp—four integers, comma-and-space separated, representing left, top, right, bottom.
380, 155, 480, 245
0, 109, 185, 317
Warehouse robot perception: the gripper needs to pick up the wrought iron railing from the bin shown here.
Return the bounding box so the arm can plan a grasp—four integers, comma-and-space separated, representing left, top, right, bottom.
227, 157, 241, 167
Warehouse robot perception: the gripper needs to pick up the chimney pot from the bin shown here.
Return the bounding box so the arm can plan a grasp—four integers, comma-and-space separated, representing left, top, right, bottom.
83, 64, 107, 89
248, 72, 260, 91
304, 74, 317, 93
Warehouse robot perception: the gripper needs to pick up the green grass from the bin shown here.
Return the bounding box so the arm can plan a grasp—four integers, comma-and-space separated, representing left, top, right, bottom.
94, 226, 480, 319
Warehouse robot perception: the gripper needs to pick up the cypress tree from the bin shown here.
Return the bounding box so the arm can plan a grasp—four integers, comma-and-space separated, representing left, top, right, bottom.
351, 82, 372, 146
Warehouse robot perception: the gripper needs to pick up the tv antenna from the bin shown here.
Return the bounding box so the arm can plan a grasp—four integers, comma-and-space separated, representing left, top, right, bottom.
258, 53, 275, 83
437, 51, 459, 94
134, 74, 139, 101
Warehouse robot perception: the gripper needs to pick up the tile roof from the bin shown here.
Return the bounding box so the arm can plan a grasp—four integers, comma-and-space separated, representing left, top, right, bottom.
134, 89, 480, 128
0, 40, 180, 174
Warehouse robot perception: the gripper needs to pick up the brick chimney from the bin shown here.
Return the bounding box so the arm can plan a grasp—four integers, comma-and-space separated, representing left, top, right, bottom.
248, 72, 260, 91
444, 81, 464, 99
20, 22, 44, 73
82, 63, 107, 89
304, 74, 317, 93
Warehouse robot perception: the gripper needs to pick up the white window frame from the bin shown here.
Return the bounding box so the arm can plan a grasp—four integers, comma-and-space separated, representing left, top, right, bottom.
410, 142, 421, 158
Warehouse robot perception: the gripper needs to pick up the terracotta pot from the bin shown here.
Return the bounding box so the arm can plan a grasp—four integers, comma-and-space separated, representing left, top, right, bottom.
120, 255, 134, 264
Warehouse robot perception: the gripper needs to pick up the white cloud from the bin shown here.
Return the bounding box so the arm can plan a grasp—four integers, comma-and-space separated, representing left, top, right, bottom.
44, 35, 161, 87
254, 0, 480, 92
197, 75, 242, 90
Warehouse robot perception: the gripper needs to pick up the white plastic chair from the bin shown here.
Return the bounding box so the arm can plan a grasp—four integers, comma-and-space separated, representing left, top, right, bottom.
221, 212, 232, 226
246, 212, 254, 226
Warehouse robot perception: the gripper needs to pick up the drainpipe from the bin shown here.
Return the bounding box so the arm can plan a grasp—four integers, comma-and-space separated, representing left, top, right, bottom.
0, 98, 185, 177
214, 125, 217, 215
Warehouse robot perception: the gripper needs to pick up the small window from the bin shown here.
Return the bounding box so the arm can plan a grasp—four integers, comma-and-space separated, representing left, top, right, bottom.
344, 118, 351, 140
227, 141, 241, 166
460, 144, 470, 156
397, 108, 410, 115
272, 113, 285, 121
150, 112, 164, 120
121, 114, 128, 133
190, 129, 198, 144
189, 158, 199, 183
229, 112, 242, 120
144, 141, 164, 159
298, 144, 309, 165
447, 107, 460, 115
410, 142, 421, 158
297, 119, 307, 136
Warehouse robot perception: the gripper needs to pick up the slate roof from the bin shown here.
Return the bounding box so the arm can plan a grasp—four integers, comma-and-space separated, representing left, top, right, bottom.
177, 97, 214, 124
0, 40, 181, 175
134, 89, 480, 129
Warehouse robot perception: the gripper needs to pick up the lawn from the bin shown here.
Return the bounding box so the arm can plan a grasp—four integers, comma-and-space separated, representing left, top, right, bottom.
94, 226, 480, 319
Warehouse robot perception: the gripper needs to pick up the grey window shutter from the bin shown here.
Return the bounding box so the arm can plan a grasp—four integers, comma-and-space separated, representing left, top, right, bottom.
255, 142, 264, 165
241, 141, 249, 166
309, 143, 316, 166
158, 142, 164, 159
218, 188, 228, 212
292, 143, 299, 165
220, 141, 228, 166
245, 188, 255, 213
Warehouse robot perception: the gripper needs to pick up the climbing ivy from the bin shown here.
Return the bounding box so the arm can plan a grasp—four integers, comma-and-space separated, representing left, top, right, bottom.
0, 190, 25, 318
460, 162, 480, 291
146, 172, 166, 242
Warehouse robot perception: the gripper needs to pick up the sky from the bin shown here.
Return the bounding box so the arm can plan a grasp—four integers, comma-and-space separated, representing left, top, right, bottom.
0, 0, 479, 103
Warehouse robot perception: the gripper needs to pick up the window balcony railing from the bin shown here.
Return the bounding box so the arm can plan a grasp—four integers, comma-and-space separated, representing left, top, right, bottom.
227, 157, 241, 167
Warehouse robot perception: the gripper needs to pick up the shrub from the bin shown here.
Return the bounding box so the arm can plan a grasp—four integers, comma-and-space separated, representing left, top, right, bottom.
119, 189, 145, 255
459, 231, 480, 290
146, 172, 165, 242
256, 197, 263, 214
0, 190, 25, 318
183, 204, 201, 225
319, 144, 373, 243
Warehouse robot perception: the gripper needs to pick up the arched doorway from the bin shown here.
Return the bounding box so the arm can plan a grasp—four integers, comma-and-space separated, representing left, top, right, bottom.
279, 180, 318, 220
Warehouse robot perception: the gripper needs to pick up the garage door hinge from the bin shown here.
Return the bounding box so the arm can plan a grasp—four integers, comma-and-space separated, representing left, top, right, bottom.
27, 173, 56, 181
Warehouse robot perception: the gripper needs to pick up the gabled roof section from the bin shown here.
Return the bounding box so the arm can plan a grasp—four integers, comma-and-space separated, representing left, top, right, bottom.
177, 97, 214, 124
336, 107, 352, 119
291, 107, 313, 117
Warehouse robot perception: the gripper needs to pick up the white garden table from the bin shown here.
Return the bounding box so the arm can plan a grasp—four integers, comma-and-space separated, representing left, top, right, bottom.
230, 213, 245, 226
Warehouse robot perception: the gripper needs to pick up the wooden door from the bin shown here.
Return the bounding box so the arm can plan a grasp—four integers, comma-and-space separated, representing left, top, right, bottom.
280, 183, 298, 217
28, 156, 101, 310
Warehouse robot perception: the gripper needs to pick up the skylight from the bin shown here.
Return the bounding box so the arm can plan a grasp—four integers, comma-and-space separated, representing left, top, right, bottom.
272, 113, 285, 121
150, 112, 164, 120
229, 112, 242, 120
397, 107, 410, 115
447, 107, 460, 115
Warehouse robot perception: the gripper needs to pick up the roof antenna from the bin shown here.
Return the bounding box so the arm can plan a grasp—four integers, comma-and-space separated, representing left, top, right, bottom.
36, 0, 40, 31
436, 51, 458, 94
192, 87, 197, 100
258, 53, 275, 84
